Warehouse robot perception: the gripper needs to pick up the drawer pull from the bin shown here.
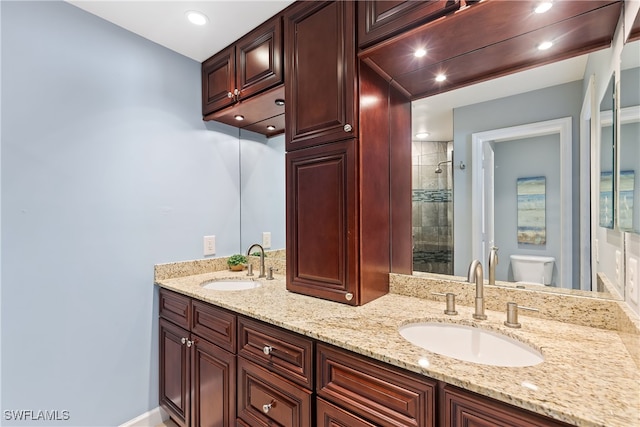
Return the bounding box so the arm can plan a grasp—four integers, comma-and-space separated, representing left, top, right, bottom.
262, 400, 276, 414
263, 345, 273, 355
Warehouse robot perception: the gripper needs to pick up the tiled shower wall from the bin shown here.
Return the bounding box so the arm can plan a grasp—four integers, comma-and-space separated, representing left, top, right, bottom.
412, 141, 453, 274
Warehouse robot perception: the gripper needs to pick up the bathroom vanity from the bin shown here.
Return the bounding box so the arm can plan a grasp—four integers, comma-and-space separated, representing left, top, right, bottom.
155, 262, 639, 427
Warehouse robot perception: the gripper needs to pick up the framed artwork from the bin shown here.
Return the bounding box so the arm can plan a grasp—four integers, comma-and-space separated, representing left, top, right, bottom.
517, 176, 546, 245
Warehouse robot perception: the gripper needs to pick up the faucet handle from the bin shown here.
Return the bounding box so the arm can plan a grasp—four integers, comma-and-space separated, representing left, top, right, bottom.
247, 264, 254, 276
266, 267, 278, 280
431, 292, 458, 315
504, 302, 539, 328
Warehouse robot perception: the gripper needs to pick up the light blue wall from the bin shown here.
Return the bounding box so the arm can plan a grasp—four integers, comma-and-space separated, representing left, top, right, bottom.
453, 80, 583, 286
1, 1, 242, 425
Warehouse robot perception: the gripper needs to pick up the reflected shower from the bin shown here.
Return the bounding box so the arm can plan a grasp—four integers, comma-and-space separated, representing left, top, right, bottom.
435, 160, 452, 174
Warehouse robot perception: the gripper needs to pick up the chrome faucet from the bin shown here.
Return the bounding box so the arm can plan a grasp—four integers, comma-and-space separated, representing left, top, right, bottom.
246, 243, 266, 278
467, 259, 487, 320
488, 246, 499, 286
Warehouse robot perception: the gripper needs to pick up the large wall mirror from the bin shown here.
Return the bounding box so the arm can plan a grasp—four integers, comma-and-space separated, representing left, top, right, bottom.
411, 49, 620, 298
239, 128, 285, 255
619, 39, 640, 234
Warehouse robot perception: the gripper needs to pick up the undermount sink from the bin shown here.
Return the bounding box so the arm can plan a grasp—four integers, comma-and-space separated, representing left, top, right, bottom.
201, 280, 261, 291
399, 322, 544, 367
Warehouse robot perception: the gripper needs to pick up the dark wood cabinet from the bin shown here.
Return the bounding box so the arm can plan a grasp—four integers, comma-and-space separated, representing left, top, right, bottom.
202, 15, 284, 136
442, 384, 573, 427
317, 343, 436, 427
317, 398, 378, 427
202, 15, 282, 117
159, 289, 237, 427
159, 318, 190, 427
284, 1, 357, 150
357, 0, 460, 48
286, 140, 359, 304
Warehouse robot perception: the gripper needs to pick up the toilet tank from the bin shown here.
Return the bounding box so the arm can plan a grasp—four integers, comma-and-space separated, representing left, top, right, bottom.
510, 255, 555, 285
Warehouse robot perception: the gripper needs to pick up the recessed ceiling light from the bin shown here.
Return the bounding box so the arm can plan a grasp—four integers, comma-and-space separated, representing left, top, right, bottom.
538, 41, 553, 50
415, 132, 430, 139
185, 11, 208, 26
534, 2, 553, 14
435, 74, 447, 82
266, 125, 276, 131
414, 48, 427, 58
234, 115, 244, 121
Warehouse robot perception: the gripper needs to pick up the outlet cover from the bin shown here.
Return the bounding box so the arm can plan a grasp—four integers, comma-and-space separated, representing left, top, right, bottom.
628, 257, 639, 305
204, 235, 216, 256
262, 232, 271, 249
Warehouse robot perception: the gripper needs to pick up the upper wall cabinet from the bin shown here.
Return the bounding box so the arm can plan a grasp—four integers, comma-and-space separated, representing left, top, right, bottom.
202, 15, 284, 136
357, 0, 460, 49
284, 1, 357, 150
360, 0, 622, 99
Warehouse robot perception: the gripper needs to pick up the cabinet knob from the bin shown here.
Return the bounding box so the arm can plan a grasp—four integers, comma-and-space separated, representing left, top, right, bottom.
227, 92, 233, 99
181, 337, 187, 345
262, 400, 276, 414
263, 345, 273, 355
186, 339, 193, 348
343, 124, 353, 132
345, 293, 353, 301
234, 88, 240, 96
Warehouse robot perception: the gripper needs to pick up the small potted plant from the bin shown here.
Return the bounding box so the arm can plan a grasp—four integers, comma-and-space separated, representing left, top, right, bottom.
227, 254, 247, 271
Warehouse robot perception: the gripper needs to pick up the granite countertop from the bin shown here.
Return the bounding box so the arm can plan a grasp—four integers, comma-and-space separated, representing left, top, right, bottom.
155, 270, 640, 427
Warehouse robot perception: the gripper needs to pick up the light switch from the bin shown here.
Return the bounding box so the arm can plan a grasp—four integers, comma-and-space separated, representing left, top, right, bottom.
204, 235, 216, 256
262, 232, 271, 249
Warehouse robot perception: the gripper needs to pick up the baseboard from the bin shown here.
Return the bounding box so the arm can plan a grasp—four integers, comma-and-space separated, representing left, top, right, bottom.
119, 407, 168, 427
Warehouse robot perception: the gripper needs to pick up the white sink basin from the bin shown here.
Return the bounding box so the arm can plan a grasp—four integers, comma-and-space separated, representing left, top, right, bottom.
202, 280, 261, 291
399, 322, 544, 367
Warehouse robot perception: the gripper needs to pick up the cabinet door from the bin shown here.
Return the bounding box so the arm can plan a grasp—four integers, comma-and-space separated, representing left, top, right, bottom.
286, 140, 359, 305
159, 319, 190, 427
191, 338, 236, 427
284, 1, 356, 150
317, 343, 436, 427
317, 398, 378, 427
358, 0, 460, 48
202, 46, 235, 116
237, 357, 312, 427
236, 15, 283, 100
443, 385, 572, 427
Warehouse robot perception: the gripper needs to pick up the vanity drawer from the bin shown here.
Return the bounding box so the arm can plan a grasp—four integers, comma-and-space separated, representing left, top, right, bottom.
191, 300, 236, 353
159, 289, 190, 329
237, 357, 312, 427
238, 316, 313, 389
317, 342, 436, 427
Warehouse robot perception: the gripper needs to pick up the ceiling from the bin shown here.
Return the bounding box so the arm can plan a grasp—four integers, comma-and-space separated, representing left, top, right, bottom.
66, 0, 295, 62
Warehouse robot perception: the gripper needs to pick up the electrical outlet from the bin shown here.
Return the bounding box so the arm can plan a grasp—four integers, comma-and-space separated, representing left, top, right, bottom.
615, 250, 621, 284
628, 257, 639, 305
262, 232, 271, 249
204, 235, 216, 256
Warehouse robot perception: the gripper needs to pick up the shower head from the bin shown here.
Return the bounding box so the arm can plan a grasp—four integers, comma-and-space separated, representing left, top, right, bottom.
435, 160, 452, 174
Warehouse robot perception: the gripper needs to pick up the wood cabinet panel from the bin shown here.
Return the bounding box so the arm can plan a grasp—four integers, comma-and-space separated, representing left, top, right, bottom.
159, 318, 190, 427
160, 289, 191, 330
286, 140, 359, 304
192, 300, 237, 354
238, 316, 313, 389
202, 46, 235, 116
317, 343, 436, 427
191, 337, 236, 427
358, 0, 460, 48
317, 397, 378, 427
442, 384, 573, 427
237, 357, 312, 427
284, 1, 356, 149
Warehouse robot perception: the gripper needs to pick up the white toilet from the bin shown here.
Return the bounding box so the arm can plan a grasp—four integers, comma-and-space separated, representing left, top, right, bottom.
510, 255, 555, 285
